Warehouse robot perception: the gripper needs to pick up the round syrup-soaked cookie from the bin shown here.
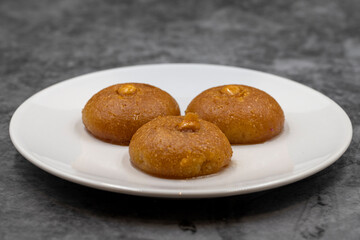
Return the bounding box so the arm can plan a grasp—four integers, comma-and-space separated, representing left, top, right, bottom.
82, 83, 180, 145
129, 113, 232, 179
186, 85, 285, 144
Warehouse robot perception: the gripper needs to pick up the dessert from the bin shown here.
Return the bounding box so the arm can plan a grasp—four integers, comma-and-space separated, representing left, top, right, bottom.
129, 113, 232, 179
82, 83, 180, 145
186, 84, 284, 144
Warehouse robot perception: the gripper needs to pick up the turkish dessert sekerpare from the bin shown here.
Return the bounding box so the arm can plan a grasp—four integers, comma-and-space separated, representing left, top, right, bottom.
129, 113, 232, 179
82, 83, 180, 145
186, 85, 284, 144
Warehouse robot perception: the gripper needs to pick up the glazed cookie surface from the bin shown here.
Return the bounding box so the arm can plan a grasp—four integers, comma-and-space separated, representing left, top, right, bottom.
186, 85, 284, 144
82, 83, 180, 145
129, 113, 232, 179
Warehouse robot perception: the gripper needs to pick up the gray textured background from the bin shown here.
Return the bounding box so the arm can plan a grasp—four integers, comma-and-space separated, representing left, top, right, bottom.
1, 0, 359, 239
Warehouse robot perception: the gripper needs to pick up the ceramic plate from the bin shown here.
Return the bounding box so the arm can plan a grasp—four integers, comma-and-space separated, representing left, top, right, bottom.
9, 64, 352, 198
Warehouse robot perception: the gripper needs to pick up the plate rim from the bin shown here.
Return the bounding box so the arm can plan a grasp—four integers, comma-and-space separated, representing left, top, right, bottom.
9, 63, 353, 198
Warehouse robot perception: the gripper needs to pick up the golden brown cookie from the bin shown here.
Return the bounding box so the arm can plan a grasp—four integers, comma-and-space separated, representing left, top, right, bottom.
129, 113, 232, 179
82, 83, 180, 145
186, 85, 284, 144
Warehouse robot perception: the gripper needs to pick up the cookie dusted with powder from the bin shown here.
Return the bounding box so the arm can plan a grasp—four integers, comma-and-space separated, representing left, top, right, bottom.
186, 85, 284, 144
82, 83, 180, 145
129, 113, 232, 179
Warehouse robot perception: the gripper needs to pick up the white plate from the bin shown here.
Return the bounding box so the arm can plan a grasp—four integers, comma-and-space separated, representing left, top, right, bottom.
9, 64, 352, 198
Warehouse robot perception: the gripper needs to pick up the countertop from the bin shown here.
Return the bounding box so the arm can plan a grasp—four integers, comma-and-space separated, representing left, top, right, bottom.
1, 0, 359, 239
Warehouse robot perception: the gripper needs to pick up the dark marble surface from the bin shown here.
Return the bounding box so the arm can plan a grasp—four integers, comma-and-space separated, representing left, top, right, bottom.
1, 0, 359, 239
